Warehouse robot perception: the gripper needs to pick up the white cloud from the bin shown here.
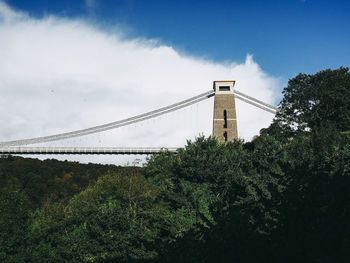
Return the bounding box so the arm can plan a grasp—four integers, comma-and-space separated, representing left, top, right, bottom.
0, 2, 281, 164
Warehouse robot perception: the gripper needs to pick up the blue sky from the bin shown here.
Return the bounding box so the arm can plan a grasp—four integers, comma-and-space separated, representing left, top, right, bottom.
5, 0, 350, 80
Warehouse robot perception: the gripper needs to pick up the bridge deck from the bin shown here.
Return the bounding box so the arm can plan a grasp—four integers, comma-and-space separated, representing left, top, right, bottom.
0, 147, 179, 155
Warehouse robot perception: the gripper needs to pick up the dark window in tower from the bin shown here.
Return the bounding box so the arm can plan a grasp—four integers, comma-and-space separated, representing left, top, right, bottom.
223, 131, 228, 142
223, 110, 227, 128
219, 86, 230, 91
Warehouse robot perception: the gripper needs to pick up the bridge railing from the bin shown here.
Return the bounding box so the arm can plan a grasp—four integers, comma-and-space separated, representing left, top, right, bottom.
0, 146, 179, 155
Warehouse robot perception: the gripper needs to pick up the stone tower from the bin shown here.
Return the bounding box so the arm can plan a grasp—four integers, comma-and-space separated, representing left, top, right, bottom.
212, 81, 238, 142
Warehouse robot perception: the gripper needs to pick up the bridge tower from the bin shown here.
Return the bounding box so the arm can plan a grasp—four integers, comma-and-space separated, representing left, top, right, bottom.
212, 80, 238, 142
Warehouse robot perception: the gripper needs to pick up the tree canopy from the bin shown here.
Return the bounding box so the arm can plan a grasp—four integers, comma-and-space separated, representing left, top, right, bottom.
269, 67, 350, 136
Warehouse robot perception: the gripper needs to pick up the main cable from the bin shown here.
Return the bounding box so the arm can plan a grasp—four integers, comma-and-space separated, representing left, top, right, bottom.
234, 90, 277, 110
234, 94, 276, 114
0, 91, 214, 146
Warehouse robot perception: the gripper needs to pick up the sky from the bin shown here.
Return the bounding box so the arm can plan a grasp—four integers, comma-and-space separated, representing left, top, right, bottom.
5, 0, 350, 78
0, 0, 349, 164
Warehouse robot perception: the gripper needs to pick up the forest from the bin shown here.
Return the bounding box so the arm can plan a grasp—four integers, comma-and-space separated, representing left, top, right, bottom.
1, 67, 350, 263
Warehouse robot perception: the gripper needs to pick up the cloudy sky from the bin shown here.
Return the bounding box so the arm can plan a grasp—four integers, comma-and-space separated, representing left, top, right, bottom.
0, 0, 349, 164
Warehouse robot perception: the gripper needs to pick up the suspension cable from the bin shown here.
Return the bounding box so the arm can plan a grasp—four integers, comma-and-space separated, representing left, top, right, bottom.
0, 91, 214, 146
234, 90, 277, 110
234, 94, 277, 114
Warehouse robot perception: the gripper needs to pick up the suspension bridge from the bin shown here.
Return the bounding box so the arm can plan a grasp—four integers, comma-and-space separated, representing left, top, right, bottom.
0, 81, 277, 155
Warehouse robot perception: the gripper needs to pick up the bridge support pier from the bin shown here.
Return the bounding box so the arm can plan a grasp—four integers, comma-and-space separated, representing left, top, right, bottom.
212, 81, 238, 142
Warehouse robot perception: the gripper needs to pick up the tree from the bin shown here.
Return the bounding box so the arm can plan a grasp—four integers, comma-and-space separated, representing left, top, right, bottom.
143, 136, 286, 263
273, 125, 350, 263
27, 171, 173, 263
0, 190, 29, 263
274, 67, 350, 135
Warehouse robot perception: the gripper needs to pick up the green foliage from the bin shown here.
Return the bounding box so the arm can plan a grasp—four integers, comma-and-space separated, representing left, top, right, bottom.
274, 125, 350, 262
0, 156, 135, 208
142, 136, 287, 262
274, 66, 350, 135
26, 171, 174, 262
1, 129, 349, 262
0, 190, 29, 263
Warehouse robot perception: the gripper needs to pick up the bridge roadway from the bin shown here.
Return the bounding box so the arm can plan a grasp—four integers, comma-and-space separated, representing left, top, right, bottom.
0, 147, 179, 155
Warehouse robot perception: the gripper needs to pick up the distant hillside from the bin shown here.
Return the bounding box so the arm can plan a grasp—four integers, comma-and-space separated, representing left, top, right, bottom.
0, 155, 138, 208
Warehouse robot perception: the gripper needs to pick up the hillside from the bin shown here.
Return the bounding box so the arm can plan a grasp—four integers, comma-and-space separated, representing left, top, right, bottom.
0, 156, 137, 208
